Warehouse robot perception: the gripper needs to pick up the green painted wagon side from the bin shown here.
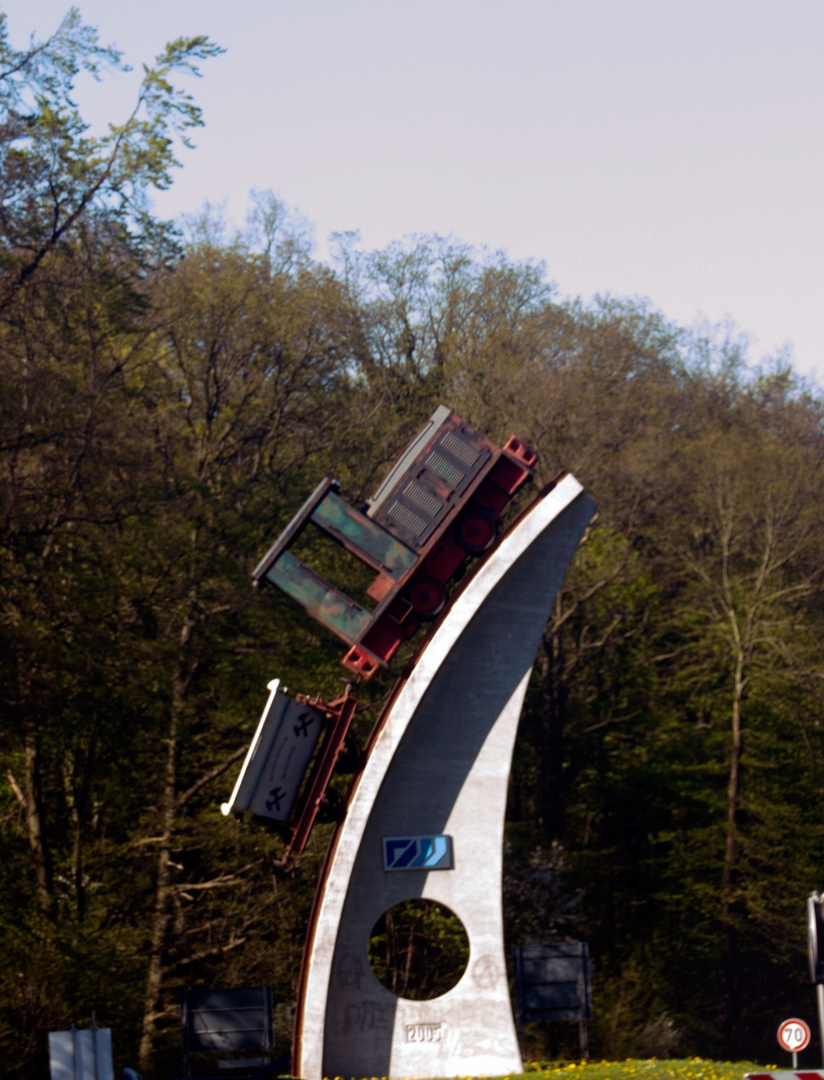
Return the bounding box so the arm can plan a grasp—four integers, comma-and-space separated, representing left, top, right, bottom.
252, 408, 537, 677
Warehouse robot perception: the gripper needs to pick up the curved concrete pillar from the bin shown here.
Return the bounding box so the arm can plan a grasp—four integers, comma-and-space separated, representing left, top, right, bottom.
296, 475, 595, 1080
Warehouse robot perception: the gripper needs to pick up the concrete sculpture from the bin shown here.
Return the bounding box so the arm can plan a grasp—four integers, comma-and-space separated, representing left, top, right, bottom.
227, 408, 595, 1078
293, 473, 595, 1079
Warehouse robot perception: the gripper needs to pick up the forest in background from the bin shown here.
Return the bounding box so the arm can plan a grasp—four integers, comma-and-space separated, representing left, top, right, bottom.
3, 10, 824, 1078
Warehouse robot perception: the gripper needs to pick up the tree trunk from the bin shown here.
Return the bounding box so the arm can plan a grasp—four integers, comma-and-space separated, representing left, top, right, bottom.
721, 651, 745, 1050
66, 739, 95, 921
137, 709, 178, 1073
24, 724, 53, 911
138, 619, 196, 1073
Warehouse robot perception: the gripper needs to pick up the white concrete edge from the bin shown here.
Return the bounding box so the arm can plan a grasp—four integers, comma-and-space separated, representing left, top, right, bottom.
298, 474, 587, 1075
220, 678, 281, 816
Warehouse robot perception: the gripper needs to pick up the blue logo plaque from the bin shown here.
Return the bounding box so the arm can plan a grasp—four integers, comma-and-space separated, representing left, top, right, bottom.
383, 835, 454, 871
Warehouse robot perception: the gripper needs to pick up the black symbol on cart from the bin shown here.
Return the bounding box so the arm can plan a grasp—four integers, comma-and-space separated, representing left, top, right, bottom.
266, 787, 285, 812
294, 712, 314, 737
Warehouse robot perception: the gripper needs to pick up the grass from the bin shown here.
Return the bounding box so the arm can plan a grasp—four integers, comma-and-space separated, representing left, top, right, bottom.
326, 1059, 784, 1080
520, 1060, 780, 1080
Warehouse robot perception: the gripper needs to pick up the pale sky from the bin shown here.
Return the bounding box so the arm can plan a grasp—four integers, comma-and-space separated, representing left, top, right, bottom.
5, 1, 824, 383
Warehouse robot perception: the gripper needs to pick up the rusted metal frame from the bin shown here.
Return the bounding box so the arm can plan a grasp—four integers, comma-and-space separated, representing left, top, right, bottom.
340, 449, 521, 669
475, 446, 535, 505
340, 446, 537, 674
369, 416, 492, 518
341, 643, 386, 678
251, 477, 340, 586
368, 445, 504, 579
309, 490, 418, 579
365, 405, 456, 516
285, 693, 360, 856
502, 434, 539, 469
265, 550, 372, 645
253, 416, 536, 680
370, 419, 496, 547
254, 482, 420, 652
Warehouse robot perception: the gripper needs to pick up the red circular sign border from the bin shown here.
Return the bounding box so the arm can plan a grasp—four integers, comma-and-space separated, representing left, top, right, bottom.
777, 1017, 812, 1053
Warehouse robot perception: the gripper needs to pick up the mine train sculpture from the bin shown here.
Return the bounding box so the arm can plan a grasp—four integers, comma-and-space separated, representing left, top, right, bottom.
251, 405, 538, 678
224, 406, 542, 853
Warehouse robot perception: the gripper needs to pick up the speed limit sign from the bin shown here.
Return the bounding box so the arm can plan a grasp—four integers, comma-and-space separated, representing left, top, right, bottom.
777, 1017, 811, 1053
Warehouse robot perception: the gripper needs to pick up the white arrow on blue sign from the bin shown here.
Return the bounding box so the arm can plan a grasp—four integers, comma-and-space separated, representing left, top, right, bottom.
383, 835, 453, 871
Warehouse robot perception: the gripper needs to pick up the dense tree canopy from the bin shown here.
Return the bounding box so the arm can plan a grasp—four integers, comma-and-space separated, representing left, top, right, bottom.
3, 9, 824, 1079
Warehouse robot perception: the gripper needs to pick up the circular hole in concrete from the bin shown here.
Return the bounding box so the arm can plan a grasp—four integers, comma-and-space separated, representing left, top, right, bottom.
368, 898, 470, 1000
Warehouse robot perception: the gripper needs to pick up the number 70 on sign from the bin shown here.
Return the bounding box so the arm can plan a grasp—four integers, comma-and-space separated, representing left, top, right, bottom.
777, 1017, 811, 1054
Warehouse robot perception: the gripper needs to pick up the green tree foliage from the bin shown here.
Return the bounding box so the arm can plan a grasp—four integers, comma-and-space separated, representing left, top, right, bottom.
0, 7, 223, 306
4, 11, 824, 1077
368, 899, 470, 1001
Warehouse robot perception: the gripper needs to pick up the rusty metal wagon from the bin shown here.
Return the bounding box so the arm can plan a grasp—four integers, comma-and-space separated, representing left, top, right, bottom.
251, 406, 537, 678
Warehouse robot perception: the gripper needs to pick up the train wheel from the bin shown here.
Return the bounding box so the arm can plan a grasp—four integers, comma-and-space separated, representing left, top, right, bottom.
407, 577, 448, 620
457, 512, 497, 554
